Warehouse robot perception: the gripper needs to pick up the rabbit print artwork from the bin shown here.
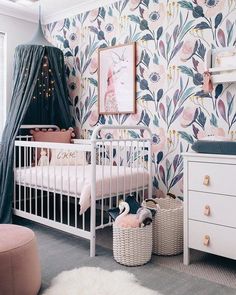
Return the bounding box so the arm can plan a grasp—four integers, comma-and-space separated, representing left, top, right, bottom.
104, 67, 119, 113
98, 43, 135, 114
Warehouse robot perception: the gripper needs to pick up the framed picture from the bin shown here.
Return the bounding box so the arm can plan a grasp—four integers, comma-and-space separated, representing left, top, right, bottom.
98, 43, 136, 115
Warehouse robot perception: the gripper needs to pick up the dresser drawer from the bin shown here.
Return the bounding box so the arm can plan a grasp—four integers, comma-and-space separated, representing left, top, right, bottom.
189, 220, 236, 260
189, 191, 236, 227
188, 162, 236, 196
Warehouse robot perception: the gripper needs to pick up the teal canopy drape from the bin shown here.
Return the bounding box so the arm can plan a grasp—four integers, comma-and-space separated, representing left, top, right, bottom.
0, 44, 73, 223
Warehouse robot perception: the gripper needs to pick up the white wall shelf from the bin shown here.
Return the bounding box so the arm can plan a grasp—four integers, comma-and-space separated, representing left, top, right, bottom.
205, 47, 236, 84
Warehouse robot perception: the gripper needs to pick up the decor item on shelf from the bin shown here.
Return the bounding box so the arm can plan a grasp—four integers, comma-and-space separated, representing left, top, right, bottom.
205, 47, 236, 84
0, 5, 73, 223
143, 197, 183, 256
42, 267, 158, 295
215, 48, 236, 68
98, 43, 136, 115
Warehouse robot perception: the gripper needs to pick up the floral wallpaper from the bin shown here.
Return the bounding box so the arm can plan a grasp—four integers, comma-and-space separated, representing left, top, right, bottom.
45, 0, 236, 198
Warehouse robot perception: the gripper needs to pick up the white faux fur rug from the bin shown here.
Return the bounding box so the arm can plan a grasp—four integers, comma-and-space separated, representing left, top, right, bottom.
43, 267, 159, 295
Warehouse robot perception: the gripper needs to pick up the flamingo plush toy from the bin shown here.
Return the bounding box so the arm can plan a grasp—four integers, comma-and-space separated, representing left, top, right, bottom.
114, 201, 140, 228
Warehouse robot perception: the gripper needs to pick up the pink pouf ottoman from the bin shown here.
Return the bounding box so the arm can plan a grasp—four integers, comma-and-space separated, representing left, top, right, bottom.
0, 224, 41, 295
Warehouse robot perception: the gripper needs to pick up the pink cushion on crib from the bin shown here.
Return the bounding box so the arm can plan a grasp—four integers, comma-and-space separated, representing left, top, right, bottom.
31, 129, 73, 143
0, 224, 41, 295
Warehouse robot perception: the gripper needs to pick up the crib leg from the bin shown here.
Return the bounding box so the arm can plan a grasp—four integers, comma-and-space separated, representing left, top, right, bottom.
90, 233, 96, 257
90, 140, 97, 258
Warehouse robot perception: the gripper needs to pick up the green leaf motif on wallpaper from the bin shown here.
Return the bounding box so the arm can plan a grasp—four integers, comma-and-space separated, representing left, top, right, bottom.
210, 114, 218, 127
65, 51, 73, 57
128, 130, 140, 139
143, 94, 154, 101
178, 131, 194, 145
195, 22, 210, 30
111, 37, 116, 46
140, 19, 149, 31
178, 66, 194, 77
128, 15, 141, 25
192, 6, 204, 18
88, 78, 98, 87
214, 13, 223, 29
177, 1, 194, 10
142, 34, 154, 41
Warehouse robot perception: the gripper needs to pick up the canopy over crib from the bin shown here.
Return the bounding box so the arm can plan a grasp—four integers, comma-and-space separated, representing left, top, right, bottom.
0, 17, 73, 223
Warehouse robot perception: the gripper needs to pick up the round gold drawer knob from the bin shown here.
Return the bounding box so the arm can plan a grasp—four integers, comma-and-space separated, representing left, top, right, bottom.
204, 205, 211, 216
203, 175, 210, 186
203, 235, 210, 246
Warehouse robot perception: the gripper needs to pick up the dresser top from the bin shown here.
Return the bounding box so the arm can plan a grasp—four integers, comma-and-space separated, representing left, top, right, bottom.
182, 152, 236, 162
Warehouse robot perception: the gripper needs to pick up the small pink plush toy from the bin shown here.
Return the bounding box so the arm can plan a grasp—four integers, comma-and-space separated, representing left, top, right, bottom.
202, 71, 213, 93
114, 201, 139, 228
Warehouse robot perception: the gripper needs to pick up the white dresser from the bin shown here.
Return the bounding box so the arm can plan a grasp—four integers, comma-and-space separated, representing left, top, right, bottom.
183, 152, 236, 265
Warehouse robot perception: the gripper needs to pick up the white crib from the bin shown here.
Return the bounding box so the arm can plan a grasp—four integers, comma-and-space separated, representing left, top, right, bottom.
13, 125, 152, 257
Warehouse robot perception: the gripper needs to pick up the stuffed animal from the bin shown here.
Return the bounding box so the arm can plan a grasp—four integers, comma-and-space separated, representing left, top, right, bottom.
114, 201, 139, 228
114, 201, 153, 228
38, 149, 49, 166
136, 207, 152, 227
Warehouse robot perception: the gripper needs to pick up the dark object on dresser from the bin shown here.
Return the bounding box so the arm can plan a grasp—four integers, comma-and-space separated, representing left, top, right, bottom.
192, 140, 236, 155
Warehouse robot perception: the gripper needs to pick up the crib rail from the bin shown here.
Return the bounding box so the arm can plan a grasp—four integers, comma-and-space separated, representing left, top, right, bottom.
14, 125, 152, 257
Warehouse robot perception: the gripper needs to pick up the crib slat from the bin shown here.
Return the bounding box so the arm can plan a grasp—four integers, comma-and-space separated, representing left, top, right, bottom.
47, 148, 50, 219
35, 147, 38, 215
19, 145, 21, 211
41, 148, 44, 218
53, 151, 56, 222
13, 145, 16, 210
116, 140, 120, 206
123, 140, 127, 200
60, 149, 63, 224
24, 145, 26, 212
29, 146, 32, 214
136, 140, 139, 200
67, 149, 70, 226
75, 150, 78, 229
142, 140, 145, 202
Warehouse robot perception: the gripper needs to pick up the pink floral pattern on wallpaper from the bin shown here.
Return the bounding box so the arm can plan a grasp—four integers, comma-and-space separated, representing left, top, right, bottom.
45, 0, 236, 198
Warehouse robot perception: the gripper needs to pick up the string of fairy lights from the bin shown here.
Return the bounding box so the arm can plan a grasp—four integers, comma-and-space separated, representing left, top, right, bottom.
32, 55, 55, 100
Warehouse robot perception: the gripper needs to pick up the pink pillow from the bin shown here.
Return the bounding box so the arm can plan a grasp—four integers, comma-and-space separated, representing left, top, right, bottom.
31, 129, 73, 143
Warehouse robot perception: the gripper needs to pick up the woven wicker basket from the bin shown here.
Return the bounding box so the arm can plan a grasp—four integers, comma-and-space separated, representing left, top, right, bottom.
113, 224, 152, 266
152, 198, 183, 256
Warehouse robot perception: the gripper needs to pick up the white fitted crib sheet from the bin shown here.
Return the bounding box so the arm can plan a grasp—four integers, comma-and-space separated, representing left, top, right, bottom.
15, 165, 149, 214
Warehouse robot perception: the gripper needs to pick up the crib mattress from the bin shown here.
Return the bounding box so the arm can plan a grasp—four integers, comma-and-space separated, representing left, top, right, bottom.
15, 165, 149, 214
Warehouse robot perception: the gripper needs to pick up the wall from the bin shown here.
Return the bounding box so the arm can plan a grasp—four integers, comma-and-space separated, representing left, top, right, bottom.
45, 0, 236, 198
0, 14, 37, 111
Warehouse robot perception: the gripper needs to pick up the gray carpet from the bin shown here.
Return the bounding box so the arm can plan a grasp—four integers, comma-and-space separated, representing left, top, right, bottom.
14, 217, 236, 295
